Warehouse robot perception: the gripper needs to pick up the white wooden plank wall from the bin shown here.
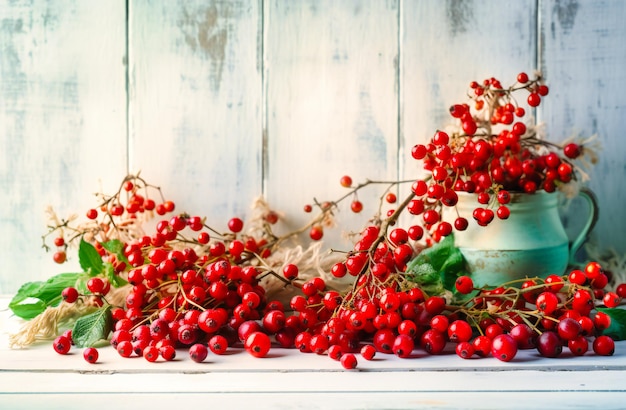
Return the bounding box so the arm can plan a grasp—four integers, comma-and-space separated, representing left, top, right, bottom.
1, 0, 625, 293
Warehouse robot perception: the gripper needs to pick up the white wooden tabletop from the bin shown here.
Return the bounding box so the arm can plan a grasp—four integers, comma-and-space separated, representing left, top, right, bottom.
1, 298, 625, 410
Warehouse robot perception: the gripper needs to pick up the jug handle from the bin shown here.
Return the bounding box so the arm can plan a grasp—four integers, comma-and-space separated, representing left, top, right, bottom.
568, 187, 599, 265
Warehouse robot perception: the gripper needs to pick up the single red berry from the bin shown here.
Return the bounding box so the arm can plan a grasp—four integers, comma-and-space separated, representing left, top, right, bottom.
360, 344, 376, 361
53, 335, 71, 355
208, 335, 229, 355
603, 292, 621, 308
563, 143, 581, 159
340, 353, 358, 369
87, 277, 105, 294
62, 287, 79, 303
593, 335, 615, 356
227, 217, 244, 233
117, 340, 134, 358
593, 311, 612, 331
456, 341, 475, 359
53, 251, 67, 264
392, 334, 415, 358
309, 225, 324, 241
568, 269, 587, 285
557, 318, 582, 341
537, 331, 562, 358
86, 208, 98, 219
536, 291, 559, 315
527, 92, 541, 107
491, 334, 518, 362
143, 345, 159, 362
160, 344, 176, 361
517, 72, 529, 83
350, 200, 363, 213
568, 336, 589, 356
189, 343, 209, 363
584, 261, 603, 280
83, 347, 99, 363
448, 320, 473, 343
244, 332, 271, 358
339, 175, 353, 187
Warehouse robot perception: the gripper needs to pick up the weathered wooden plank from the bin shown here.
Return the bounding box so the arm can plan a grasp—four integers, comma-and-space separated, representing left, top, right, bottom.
539, 0, 626, 259
128, 0, 263, 230
264, 0, 400, 250
0, 1, 127, 293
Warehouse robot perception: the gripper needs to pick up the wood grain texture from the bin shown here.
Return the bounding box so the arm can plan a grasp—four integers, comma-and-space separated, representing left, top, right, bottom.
539, 0, 626, 256
0, 1, 127, 293
128, 0, 263, 227
264, 0, 400, 249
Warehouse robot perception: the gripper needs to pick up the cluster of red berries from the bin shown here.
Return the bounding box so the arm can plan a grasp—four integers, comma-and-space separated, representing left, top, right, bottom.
45, 176, 175, 266
50, 183, 622, 368
54, 245, 621, 368
330, 73, 586, 243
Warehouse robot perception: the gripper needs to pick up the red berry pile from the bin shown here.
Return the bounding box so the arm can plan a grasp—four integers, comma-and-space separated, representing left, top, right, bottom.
40, 173, 621, 368
33, 72, 618, 369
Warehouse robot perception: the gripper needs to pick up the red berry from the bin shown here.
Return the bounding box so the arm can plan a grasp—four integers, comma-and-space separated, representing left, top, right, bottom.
563, 143, 581, 159
244, 332, 271, 358
227, 217, 244, 233
340, 353, 358, 369
491, 334, 518, 362
536, 291, 559, 315
593, 335, 615, 356
309, 225, 324, 241
360, 344, 376, 361
350, 200, 363, 213
448, 320, 473, 343
83, 347, 99, 363
517, 72, 529, 83
62, 287, 79, 303
455, 276, 474, 294
53, 251, 67, 264
537, 331, 562, 358
143, 345, 159, 362
603, 292, 621, 308
584, 261, 603, 280
392, 334, 415, 358
339, 175, 353, 187
527, 92, 541, 107
557, 318, 582, 341
87, 277, 105, 294
568, 336, 589, 356
53, 335, 71, 355
455, 341, 475, 359
208, 335, 229, 355
189, 343, 209, 363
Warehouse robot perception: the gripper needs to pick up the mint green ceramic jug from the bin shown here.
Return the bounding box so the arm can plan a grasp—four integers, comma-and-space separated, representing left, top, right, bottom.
442, 189, 598, 287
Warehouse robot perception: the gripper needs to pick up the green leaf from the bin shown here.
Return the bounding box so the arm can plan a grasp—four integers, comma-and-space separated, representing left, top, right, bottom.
597, 307, 626, 341
72, 305, 113, 348
9, 298, 48, 320
405, 234, 468, 296
104, 262, 128, 288
101, 239, 130, 264
79, 239, 104, 275
9, 272, 82, 319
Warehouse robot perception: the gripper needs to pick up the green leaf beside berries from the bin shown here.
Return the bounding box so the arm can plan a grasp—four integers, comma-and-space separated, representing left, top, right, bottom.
405, 234, 468, 295
79, 239, 104, 275
71, 305, 113, 348
597, 307, 626, 341
9, 272, 81, 319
